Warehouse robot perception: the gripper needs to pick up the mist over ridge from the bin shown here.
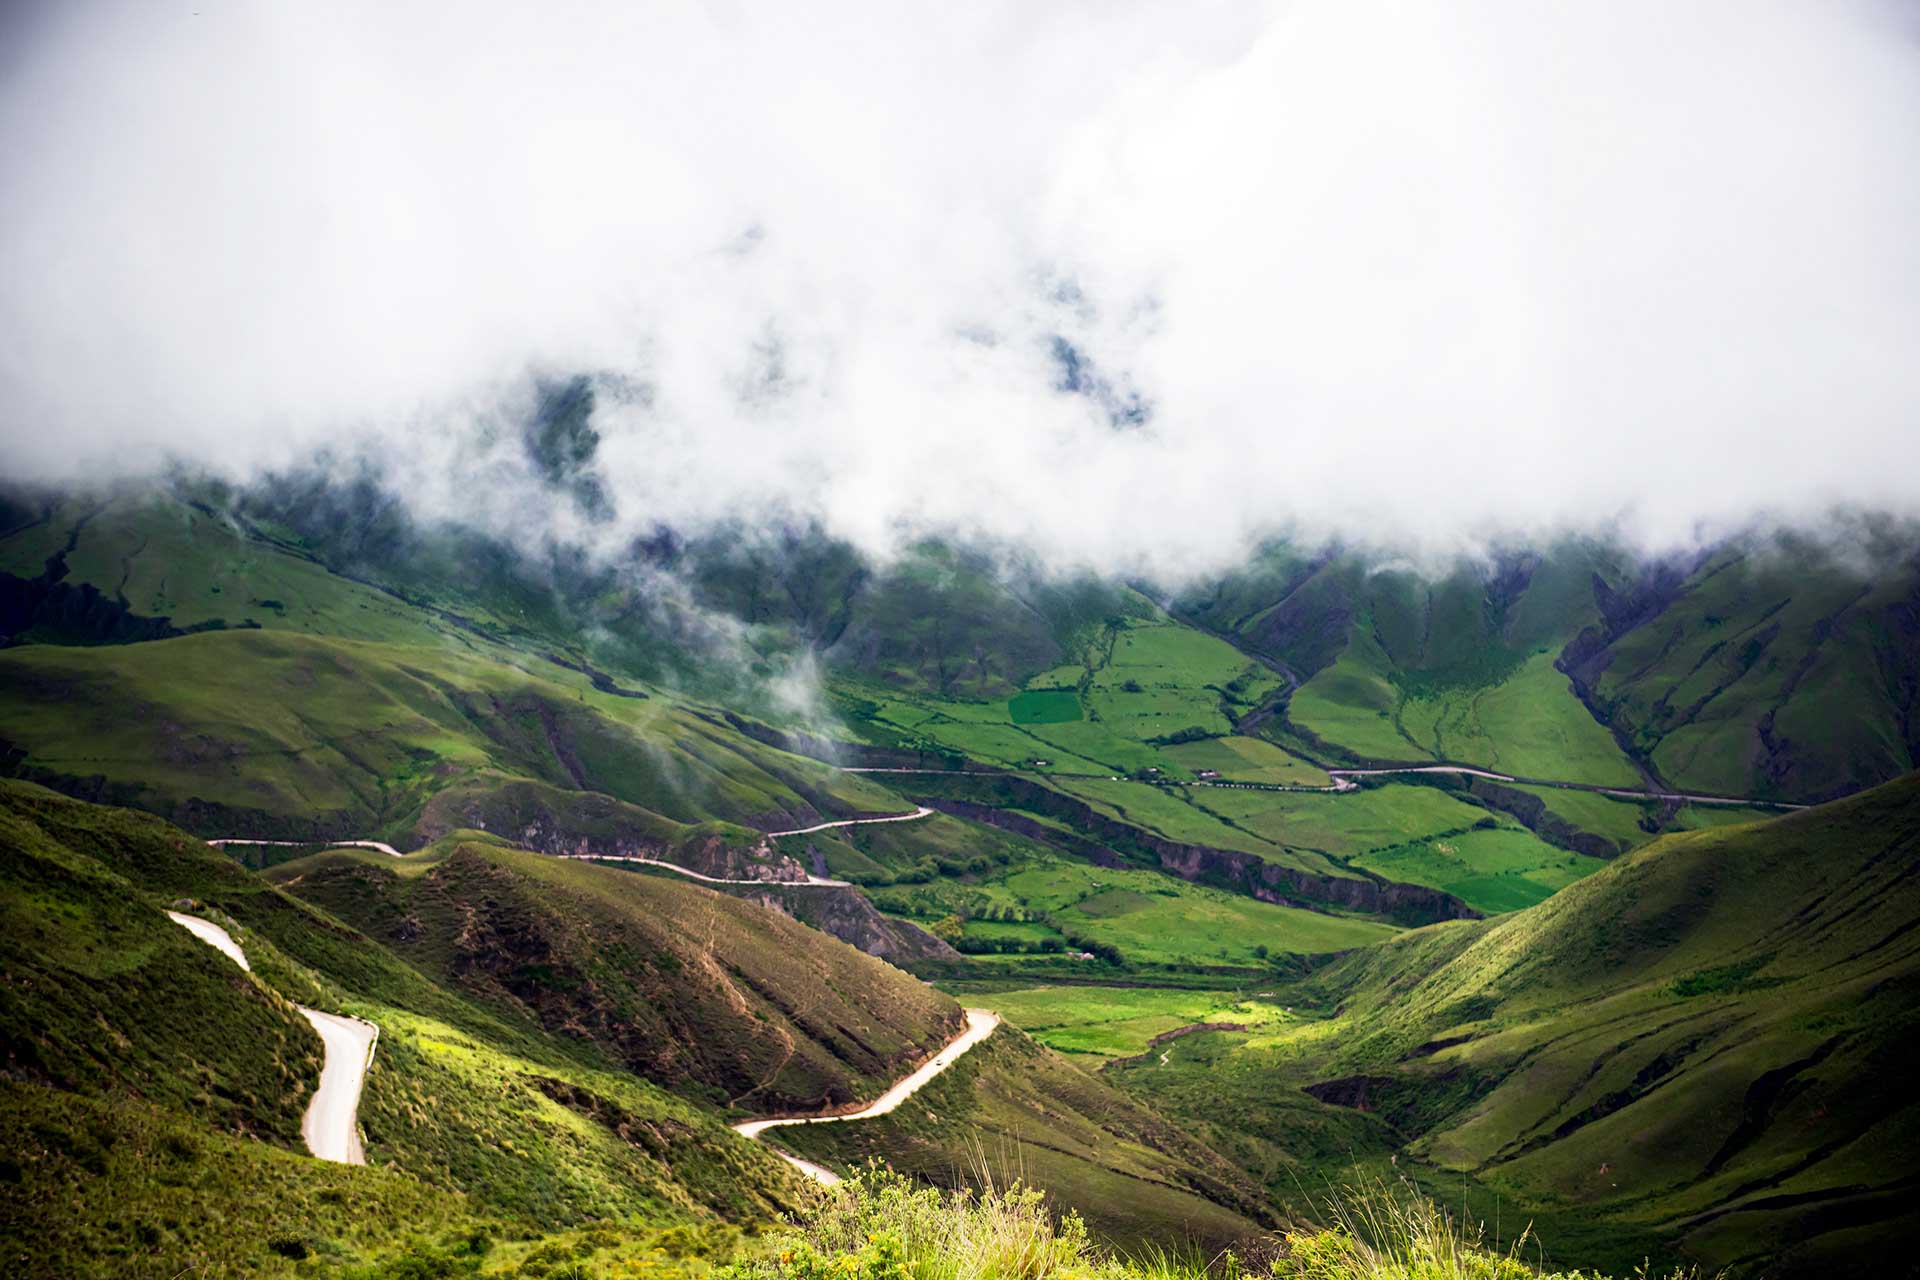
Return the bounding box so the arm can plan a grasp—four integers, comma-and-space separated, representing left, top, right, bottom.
3, 0, 1918, 578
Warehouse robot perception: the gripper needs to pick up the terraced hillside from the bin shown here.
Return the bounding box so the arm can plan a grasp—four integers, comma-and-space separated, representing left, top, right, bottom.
1123, 773, 1920, 1277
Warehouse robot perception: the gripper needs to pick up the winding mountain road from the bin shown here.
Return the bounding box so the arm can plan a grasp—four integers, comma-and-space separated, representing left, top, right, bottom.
764, 806, 935, 837
734, 1008, 1001, 1185
1316, 764, 1807, 809
210, 809, 937, 890
209, 838, 404, 857
554, 853, 852, 887
165, 910, 376, 1165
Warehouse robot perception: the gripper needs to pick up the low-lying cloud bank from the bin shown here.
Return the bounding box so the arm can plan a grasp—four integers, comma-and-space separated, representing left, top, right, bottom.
2, 0, 1916, 577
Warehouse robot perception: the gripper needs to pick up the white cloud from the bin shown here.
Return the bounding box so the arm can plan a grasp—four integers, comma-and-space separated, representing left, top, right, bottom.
2, 0, 1916, 576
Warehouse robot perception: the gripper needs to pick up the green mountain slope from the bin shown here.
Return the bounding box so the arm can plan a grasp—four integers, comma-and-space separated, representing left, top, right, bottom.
1562, 543, 1920, 802
1178, 542, 1920, 805
0, 627, 907, 844
0, 786, 320, 1145
1125, 772, 1920, 1276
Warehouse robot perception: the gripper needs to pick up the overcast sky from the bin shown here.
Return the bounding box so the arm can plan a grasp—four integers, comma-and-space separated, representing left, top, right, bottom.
2, 0, 1917, 575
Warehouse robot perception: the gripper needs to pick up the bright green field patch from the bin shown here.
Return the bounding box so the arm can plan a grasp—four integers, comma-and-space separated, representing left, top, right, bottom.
1399, 652, 1642, 787
1058, 875, 1395, 962
964, 919, 1061, 943
1286, 629, 1411, 760
911, 721, 1077, 769
966, 985, 1296, 1061
1353, 827, 1606, 914
1286, 629, 1640, 789
1008, 688, 1083, 725
1045, 777, 1294, 861
1093, 622, 1254, 690
1016, 721, 1173, 775
1671, 803, 1782, 831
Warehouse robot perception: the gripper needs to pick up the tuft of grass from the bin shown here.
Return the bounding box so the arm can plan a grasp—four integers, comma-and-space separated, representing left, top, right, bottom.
1273, 1178, 1706, 1280
721, 1166, 1702, 1280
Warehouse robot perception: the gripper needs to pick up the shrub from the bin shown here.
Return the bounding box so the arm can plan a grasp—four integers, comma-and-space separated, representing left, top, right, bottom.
722, 1163, 1092, 1280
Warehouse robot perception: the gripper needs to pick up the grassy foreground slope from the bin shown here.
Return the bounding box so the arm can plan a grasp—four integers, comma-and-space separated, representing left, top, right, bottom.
0, 780, 809, 1277
0, 786, 321, 1146
729, 1164, 1697, 1280
1130, 773, 1920, 1277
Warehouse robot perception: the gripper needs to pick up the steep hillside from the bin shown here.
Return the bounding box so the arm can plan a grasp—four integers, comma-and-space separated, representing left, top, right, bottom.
0, 626, 909, 842
1562, 543, 1920, 803
1126, 773, 1920, 1277
0, 786, 320, 1145
270, 835, 963, 1113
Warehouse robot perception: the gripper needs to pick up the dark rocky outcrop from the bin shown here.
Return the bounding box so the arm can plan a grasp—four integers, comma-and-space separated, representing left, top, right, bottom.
728, 883, 961, 966
1465, 778, 1629, 858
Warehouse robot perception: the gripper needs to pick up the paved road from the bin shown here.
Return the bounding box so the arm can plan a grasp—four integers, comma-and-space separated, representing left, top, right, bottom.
209, 838, 405, 857
164, 910, 377, 1165
733, 1008, 1001, 1185
297, 1009, 378, 1164
166, 909, 253, 970
1319, 765, 1807, 809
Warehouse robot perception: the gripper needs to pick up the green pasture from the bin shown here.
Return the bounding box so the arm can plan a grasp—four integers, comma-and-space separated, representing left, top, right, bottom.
1161, 735, 1331, 785
1352, 826, 1607, 913
1187, 782, 1493, 860
1287, 631, 1640, 787
965, 985, 1297, 1061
